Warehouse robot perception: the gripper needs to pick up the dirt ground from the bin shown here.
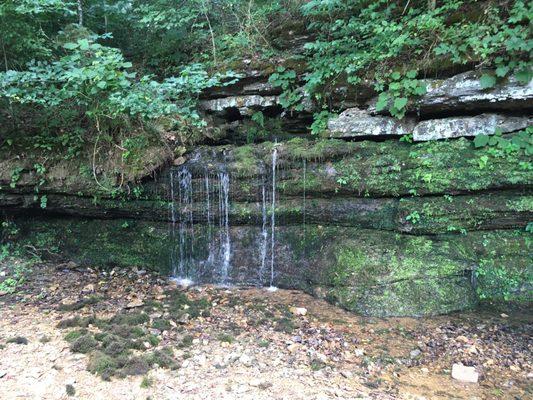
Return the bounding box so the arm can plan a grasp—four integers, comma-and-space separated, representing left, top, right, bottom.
0, 261, 531, 400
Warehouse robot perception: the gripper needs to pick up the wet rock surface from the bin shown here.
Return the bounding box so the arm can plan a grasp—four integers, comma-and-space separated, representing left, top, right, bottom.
1, 261, 531, 400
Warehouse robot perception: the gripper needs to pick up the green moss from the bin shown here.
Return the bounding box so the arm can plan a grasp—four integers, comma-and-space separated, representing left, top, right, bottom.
217, 333, 235, 343
70, 334, 99, 354
6, 336, 28, 345
87, 351, 119, 380
178, 334, 194, 348
111, 312, 150, 326
64, 329, 88, 343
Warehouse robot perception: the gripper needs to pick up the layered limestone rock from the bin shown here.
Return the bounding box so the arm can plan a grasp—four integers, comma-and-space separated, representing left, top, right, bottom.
418, 71, 533, 114
327, 109, 416, 138
200, 94, 280, 116
413, 114, 532, 141
366, 70, 533, 115
327, 110, 531, 141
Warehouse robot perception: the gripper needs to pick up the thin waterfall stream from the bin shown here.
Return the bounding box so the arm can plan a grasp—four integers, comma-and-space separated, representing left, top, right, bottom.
268, 146, 278, 290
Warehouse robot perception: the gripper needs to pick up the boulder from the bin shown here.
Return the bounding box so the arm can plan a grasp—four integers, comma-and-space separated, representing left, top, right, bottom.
413, 114, 532, 141
327, 108, 416, 138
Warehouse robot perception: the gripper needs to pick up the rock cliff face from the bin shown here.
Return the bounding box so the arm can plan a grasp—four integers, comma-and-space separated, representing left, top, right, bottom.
1, 70, 532, 316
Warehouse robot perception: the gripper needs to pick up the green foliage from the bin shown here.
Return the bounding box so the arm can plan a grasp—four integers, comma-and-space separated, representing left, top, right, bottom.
374, 70, 426, 119
300, 0, 531, 122
268, 67, 303, 111
474, 126, 533, 155
310, 110, 333, 136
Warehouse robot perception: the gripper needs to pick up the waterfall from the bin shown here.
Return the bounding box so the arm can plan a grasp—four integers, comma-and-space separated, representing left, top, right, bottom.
269, 146, 278, 289
205, 172, 214, 266
177, 168, 193, 279
258, 182, 268, 285
168, 164, 232, 285
218, 170, 231, 284
169, 170, 178, 276
302, 158, 307, 263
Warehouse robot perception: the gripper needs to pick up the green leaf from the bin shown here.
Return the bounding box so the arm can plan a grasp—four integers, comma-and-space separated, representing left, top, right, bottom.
78, 39, 90, 51
514, 68, 532, 84
406, 70, 417, 79
479, 74, 496, 89
390, 71, 402, 80
63, 42, 78, 50
495, 66, 509, 77
473, 135, 489, 147
393, 97, 408, 110
414, 84, 427, 96
375, 93, 389, 111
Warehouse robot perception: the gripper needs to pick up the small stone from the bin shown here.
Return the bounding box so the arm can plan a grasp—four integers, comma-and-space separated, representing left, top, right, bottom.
421, 367, 429, 375
451, 364, 479, 383
290, 307, 307, 316
178, 313, 190, 324
81, 284, 94, 293
173, 157, 186, 166
340, 370, 353, 379
456, 335, 469, 343
354, 348, 365, 357
126, 299, 144, 308
467, 345, 478, 354
410, 349, 422, 359
500, 313, 509, 318
239, 354, 254, 367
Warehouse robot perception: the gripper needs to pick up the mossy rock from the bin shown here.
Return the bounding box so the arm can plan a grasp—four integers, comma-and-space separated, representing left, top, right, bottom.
326, 276, 477, 317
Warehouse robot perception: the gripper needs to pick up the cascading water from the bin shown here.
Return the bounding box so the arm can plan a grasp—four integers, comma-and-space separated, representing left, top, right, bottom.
258, 181, 268, 285
302, 158, 307, 264
168, 163, 232, 286
169, 168, 195, 282
268, 146, 278, 290
217, 170, 231, 284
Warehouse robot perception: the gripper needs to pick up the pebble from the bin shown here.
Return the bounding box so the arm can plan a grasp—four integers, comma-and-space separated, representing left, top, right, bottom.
290, 307, 308, 316
340, 370, 353, 379
451, 363, 479, 383
410, 349, 422, 359
354, 348, 365, 357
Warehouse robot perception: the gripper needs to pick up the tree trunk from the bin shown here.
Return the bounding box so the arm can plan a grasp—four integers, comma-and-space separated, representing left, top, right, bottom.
77, 0, 84, 26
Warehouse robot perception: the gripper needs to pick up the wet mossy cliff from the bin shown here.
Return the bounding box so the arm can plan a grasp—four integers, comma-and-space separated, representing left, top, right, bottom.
1, 71, 532, 317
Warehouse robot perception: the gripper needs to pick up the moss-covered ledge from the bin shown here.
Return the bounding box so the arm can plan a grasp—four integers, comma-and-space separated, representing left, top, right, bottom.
9, 217, 531, 317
